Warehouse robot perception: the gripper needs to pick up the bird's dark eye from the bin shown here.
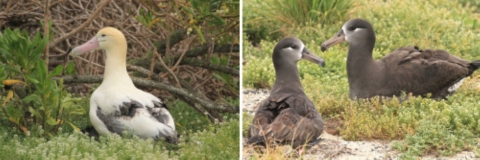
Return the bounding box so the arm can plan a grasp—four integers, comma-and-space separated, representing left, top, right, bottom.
348, 26, 356, 31
101, 34, 106, 37
290, 45, 297, 49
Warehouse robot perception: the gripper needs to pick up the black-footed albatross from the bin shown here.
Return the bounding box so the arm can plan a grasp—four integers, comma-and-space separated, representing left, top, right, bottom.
321, 18, 480, 100
247, 37, 325, 148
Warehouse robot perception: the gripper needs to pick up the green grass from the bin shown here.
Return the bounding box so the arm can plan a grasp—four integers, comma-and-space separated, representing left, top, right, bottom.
243, 0, 480, 158
0, 99, 239, 159
243, 0, 351, 44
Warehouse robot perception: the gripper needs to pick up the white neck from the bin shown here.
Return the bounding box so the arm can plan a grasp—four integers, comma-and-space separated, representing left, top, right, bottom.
101, 47, 135, 88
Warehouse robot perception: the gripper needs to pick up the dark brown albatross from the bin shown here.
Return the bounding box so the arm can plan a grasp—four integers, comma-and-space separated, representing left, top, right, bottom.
247, 37, 325, 148
321, 18, 480, 100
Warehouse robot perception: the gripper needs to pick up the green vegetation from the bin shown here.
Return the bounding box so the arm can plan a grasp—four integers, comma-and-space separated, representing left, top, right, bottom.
243, 0, 351, 44
1, 0, 239, 159
178, 118, 239, 160
0, 28, 85, 137
243, 0, 480, 158
0, 116, 238, 159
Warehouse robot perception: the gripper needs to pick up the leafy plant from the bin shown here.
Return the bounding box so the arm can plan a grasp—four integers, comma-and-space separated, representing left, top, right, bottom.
178, 118, 239, 160
0, 28, 85, 137
137, 0, 238, 44
243, 0, 351, 43
211, 55, 239, 94
0, 131, 172, 159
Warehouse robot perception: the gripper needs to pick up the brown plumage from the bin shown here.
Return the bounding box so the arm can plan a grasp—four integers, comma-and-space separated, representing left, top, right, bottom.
247, 37, 324, 148
321, 18, 480, 100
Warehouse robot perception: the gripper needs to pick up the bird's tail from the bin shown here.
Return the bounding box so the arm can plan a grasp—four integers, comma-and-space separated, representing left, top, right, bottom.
471, 60, 480, 70
247, 135, 266, 147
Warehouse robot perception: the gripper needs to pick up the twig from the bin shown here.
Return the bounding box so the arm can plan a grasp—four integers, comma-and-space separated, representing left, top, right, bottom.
161, 36, 196, 77
181, 58, 239, 76
48, 0, 111, 48
155, 46, 180, 86
44, 0, 51, 67
133, 44, 239, 73
49, 0, 65, 8
148, 51, 156, 79
0, 0, 14, 26
127, 65, 162, 81
73, 56, 105, 68
138, 0, 165, 17
172, 36, 196, 71
58, 75, 239, 113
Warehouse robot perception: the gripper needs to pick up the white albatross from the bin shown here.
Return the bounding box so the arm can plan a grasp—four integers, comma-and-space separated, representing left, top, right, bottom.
70, 27, 177, 143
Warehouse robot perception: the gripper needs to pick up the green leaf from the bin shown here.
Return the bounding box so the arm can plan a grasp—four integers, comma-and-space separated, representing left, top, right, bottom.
211, 57, 220, 64
68, 109, 86, 115
23, 94, 41, 104
36, 60, 48, 77
49, 65, 63, 78
212, 72, 226, 83
67, 121, 81, 132
193, 25, 206, 43
46, 117, 59, 126
65, 62, 76, 75
210, 13, 226, 25
28, 106, 42, 118
24, 75, 40, 84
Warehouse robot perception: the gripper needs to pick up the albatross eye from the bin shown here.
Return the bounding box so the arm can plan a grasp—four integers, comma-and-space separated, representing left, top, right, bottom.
348, 26, 356, 31
290, 45, 297, 49
101, 34, 106, 37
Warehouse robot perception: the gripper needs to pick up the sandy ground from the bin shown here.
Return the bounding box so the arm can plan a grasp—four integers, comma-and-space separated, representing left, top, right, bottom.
242, 88, 477, 160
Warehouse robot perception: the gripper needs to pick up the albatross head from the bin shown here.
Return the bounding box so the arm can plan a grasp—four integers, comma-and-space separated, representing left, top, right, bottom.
321, 18, 375, 51
70, 27, 127, 57
273, 37, 325, 67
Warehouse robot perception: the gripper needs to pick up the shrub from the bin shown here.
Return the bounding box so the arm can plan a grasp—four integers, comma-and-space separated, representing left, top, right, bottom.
0, 131, 172, 159
0, 28, 84, 137
178, 118, 239, 160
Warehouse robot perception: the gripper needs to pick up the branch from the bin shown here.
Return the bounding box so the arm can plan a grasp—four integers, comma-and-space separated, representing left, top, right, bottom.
58, 75, 238, 113
48, 0, 111, 48
0, 0, 14, 26
43, 0, 51, 67
181, 58, 239, 76
154, 46, 180, 86
132, 44, 240, 74
155, 29, 186, 54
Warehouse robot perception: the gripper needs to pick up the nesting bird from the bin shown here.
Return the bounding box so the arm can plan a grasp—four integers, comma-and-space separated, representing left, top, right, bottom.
321, 18, 480, 100
70, 27, 177, 143
247, 37, 324, 148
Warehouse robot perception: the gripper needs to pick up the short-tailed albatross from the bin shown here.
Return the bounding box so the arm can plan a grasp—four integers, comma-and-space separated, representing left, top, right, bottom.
70, 27, 177, 143
321, 18, 480, 100
247, 37, 325, 148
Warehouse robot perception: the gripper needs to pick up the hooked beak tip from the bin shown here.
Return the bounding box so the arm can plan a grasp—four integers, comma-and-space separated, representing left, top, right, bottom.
321, 45, 328, 52
69, 48, 81, 57
319, 60, 326, 67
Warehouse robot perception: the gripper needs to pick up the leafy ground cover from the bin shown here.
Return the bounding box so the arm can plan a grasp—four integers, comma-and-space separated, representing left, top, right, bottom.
0, 99, 239, 159
243, 0, 480, 158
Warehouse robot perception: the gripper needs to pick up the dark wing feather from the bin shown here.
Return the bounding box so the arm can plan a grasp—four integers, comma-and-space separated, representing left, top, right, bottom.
151, 100, 178, 144
149, 100, 172, 125
96, 107, 125, 135
119, 100, 143, 117
380, 46, 473, 99
96, 100, 145, 135
247, 94, 324, 148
